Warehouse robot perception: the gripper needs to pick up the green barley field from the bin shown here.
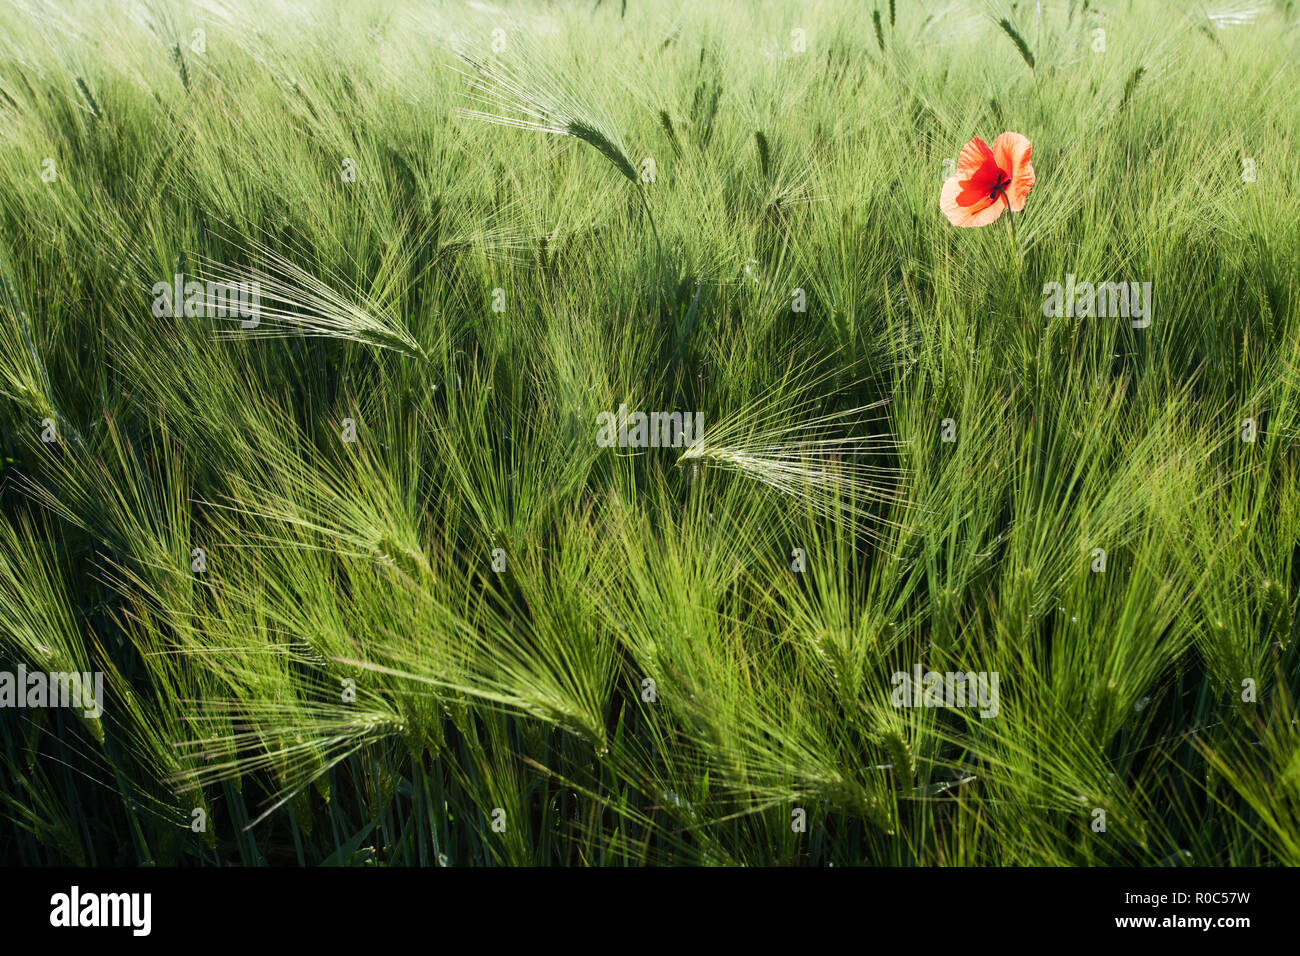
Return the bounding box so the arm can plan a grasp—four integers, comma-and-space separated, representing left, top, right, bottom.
1, 0, 1297, 867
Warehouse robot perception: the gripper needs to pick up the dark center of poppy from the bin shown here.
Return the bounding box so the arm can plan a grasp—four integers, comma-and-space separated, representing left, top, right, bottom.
988, 171, 1012, 201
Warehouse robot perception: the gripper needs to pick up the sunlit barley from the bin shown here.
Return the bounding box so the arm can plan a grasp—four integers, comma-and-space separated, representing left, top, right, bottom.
678, 383, 909, 538
197, 237, 427, 360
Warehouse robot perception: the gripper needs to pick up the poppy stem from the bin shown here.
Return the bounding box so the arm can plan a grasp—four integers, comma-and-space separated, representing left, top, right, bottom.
998, 189, 1018, 264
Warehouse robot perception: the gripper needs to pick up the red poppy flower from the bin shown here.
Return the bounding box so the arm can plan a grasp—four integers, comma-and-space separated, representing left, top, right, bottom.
940, 132, 1035, 227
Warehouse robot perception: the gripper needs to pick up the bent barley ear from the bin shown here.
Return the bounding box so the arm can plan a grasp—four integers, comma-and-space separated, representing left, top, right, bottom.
755, 130, 771, 181
197, 238, 426, 360
660, 110, 683, 158
566, 120, 637, 184
452, 41, 663, 289
997, 18, 1035, 72
678, 378, 908, 540
881, 725, 916, 791
1119, 66, 1146, 111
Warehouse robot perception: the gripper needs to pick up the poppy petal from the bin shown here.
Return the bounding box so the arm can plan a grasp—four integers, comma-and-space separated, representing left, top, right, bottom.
955, 137, 996, 177
992, 131, 1035, 211
953, 136, 1002, 199
940, 177, 1006, 227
